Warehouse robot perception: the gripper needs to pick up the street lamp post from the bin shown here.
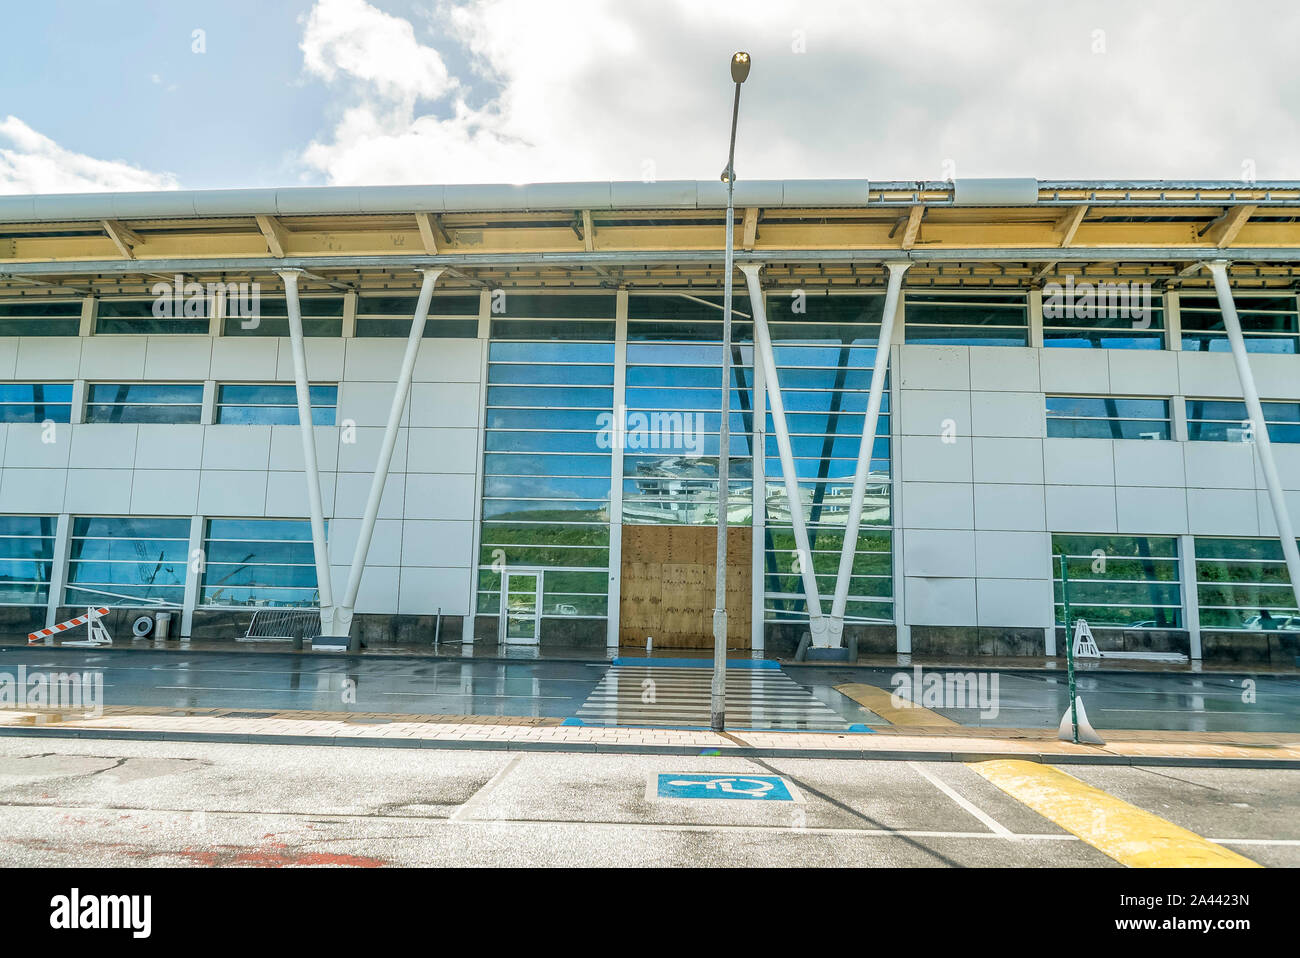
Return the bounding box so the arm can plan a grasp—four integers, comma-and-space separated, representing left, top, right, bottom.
711, 51, 750, 732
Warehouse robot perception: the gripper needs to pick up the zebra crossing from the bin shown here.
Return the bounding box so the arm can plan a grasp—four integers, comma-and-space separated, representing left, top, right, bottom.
573, 661, 854, 729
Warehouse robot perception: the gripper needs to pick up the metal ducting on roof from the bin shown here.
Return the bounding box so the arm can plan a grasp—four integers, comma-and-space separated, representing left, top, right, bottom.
951, 177, 1040, 206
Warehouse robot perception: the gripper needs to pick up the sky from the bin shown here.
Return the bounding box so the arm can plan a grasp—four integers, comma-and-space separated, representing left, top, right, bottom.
1, 0, 1298, 194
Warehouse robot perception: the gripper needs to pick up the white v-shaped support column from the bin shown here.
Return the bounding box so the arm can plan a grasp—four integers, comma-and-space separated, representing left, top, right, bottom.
740, 264, 828, 644
336, 267, 444, 646
1207, 260, 1300, 616
279, 268, 338, 636
827, 261, 910, 647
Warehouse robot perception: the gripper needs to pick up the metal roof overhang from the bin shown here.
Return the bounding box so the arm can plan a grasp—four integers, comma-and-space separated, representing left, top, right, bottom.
3, 178, 1300, 295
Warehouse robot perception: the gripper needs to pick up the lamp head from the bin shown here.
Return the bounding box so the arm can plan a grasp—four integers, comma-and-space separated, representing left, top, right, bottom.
730, 51, 751, 83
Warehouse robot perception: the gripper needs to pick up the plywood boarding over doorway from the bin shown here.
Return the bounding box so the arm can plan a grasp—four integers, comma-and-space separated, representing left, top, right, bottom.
619, 525, 751, 648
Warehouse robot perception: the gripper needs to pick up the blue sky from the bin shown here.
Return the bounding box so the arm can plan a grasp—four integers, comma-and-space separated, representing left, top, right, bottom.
2, 0, 1298, 194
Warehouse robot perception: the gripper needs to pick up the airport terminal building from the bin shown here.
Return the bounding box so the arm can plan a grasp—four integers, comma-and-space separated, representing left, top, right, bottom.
1, 178, 1298, 663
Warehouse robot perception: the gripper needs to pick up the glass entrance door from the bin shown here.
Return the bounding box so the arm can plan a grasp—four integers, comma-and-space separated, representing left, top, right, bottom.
500, 571, 542, 644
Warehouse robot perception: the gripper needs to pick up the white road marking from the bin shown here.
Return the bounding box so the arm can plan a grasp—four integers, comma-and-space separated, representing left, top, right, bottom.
450, 754, 524, 822
908, 762, 1014, 837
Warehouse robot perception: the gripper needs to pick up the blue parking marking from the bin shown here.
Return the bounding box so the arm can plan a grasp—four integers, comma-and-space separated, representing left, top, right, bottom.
655, 773, 795, 801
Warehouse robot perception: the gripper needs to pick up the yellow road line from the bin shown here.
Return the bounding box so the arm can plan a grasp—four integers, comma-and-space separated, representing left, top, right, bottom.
835, 683, 958, 727
970, 759, 1260, 868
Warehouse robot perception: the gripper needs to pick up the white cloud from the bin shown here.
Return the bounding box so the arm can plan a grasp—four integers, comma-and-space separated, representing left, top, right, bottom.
0, 116, 179, 195
301, 0, 457, 104
297, 0, 1300, 185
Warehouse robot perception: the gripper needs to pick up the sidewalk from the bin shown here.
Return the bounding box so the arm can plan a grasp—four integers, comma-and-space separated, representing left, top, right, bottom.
3, 705, 1298, 768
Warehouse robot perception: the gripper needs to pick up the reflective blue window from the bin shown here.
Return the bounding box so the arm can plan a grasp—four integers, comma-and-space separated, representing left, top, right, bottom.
201, 518, 321, 608
86, 383, 204, 424
1186, 399, 1300, 443
0, 515, 56, 606
67, 517, 190, 607
1046, 396, 1171, 440
0, 383, 73, 423
216, 384, 337, 425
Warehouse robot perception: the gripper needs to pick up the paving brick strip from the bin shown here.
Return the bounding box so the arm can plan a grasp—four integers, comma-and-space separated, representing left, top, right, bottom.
2, 706, 1298, 768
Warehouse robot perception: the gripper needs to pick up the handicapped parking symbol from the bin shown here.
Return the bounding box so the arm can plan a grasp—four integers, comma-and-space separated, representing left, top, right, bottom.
656, 773, 795, 801
668, 777, 774, 796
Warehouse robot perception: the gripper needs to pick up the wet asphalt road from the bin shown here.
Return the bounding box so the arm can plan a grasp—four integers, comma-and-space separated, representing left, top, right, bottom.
1, 646, 1298, 732
0, 738, 1296, 867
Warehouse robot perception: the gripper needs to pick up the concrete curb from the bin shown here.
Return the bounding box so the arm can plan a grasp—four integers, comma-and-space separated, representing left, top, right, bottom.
3, 725, 1297, 769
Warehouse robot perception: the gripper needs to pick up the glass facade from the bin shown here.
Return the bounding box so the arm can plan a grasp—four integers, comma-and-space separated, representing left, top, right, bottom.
66, 516, 190, 607
200, 518, 320, 607
1045, 396, 1172, 440
1195, 537, 1300, 631
0, 301, 81, 337
761, 295, 893, 624
478, 306, 615, 621
355, 293, 479, 338
216, 384, 337, 425
1185, 400, 1300, 444
1043, 298, 1165, 349
0, 383, 73, 423
624, 294, 754, 526
1053, 535, 1182, 628
85, 383, 204, 424
0, 515, 56, 606
904, 291, 1029, 346
1179, 295, 1300, 354
221, 296, 344, 338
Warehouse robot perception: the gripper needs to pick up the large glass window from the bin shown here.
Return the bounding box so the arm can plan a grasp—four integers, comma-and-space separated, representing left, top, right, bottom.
0, 301, 81, 337
96, 299, 210, 335
0, 516, 56, 606
1185, 400, 1300, 444
1052, 535, 1182, 628
66, 517, 189, 607
478, 311, 615, 620
1046, 396, 1171, 440
759, 294, 893, 624
624, 294, 754, 527
215, 384, 337, 425
1179, 294, 1299, 354
0, 383, 73, 423
200, 518, 320, 607
1043, 290, 1165, 349
904, 291, 1029, 346
221, 296, 344, 337
85, 383, 204, 424
1195, 537, 1299, 631
355, 293, 478, 338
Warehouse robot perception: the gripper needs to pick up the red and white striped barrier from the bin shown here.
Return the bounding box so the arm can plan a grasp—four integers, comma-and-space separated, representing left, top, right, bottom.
28, 607, 110, 645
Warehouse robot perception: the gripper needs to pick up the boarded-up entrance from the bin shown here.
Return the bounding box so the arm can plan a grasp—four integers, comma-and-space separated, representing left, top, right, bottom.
619, 525, 751, 649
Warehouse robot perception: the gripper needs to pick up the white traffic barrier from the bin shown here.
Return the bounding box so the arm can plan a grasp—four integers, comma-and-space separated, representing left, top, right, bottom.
1072, 619, 1101, 658
27, 607, 112, 647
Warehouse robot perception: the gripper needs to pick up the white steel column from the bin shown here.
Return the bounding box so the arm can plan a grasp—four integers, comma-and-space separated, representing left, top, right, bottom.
607, 290, 628, 650
1179, 534, 1203, 661
181, 514, 204, 638
750, 334, 767, 652
45, 514, 71, 630
278, 267, 337, 635
827, 261, 910, 647
1207, 260, 1300, 614
740, 264, 828, 645
337, 267, 443, 644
